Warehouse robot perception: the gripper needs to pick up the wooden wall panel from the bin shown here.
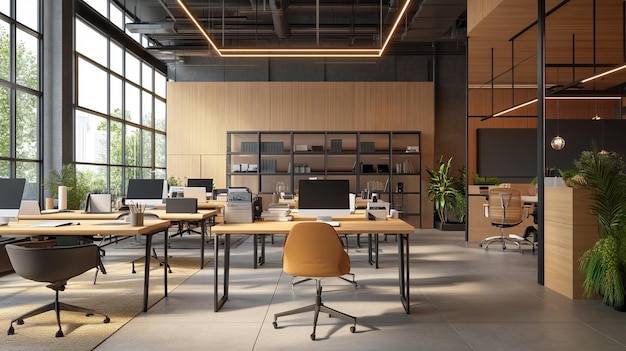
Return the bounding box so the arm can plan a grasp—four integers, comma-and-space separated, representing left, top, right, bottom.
167, 81, 435, 227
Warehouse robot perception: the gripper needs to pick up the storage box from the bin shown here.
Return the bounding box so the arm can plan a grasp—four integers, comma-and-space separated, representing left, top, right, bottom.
224, 202, 253, 223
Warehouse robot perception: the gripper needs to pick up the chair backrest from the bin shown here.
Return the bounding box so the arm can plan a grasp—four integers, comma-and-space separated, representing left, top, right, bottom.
488, 188, 523, 226
5, 244, 100, 284
282, 222, 350, 278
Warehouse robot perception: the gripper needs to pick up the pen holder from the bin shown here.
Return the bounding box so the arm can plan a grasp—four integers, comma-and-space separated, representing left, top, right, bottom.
130, 212, 144, 226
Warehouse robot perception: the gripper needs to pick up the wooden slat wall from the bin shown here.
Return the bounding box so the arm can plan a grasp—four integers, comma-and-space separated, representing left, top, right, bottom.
167, 81, 435, 227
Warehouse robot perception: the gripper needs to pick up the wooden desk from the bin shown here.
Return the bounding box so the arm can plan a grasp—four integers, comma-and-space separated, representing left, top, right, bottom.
211, 218, 416, 313
0, 219, 171, 312
19, 209, 219, 269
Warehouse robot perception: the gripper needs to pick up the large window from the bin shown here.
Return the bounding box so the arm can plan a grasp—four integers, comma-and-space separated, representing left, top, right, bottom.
75, 2, 166, 197
0, 1, 42, 200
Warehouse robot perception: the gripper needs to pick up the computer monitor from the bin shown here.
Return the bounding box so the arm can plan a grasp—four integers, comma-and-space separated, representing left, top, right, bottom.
0, 178, 26, 223
125, 179, 167, 207
297, 179, 350, 221
187, 178, 213, 199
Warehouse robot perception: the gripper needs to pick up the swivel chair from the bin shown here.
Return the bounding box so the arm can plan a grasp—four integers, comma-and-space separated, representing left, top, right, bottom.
479, 188, 525, 252
5, 243, 110, 337
272, 222, 357, 340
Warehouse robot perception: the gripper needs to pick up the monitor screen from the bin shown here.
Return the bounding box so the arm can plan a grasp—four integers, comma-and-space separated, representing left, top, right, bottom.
298, 179, 350, 220
187, 178, 213, 198
126, 179, 166, 207
0, 178, 26, 220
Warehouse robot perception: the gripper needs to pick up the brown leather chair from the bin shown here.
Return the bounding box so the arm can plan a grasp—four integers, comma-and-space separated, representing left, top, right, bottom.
5, 243, 110, 337
272, 222, 357, 340
479, 188, 525, 252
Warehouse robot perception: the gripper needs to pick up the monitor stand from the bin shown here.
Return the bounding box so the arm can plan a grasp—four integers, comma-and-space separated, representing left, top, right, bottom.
315, 216, 339, 227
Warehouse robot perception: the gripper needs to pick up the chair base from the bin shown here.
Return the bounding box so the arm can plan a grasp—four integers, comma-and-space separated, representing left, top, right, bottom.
479, 235, 522, 253
292, 273, 358, 288
274, 279, 356, 340
508, 234, 537, 253
7, 299, 110, 337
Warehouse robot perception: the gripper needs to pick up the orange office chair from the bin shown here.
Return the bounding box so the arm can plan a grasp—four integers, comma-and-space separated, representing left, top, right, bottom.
479, 188, 525, 252
272, 222, 357, 340
5, 243, 110, 337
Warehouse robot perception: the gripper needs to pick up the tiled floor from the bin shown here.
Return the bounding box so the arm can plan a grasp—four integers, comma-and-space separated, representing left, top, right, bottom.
94, 229, 626, 351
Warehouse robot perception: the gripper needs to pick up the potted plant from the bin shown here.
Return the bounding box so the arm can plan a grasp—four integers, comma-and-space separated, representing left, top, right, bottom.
43, 164, 91, 210
427, 156, 466, 231
573, 147, 626, 311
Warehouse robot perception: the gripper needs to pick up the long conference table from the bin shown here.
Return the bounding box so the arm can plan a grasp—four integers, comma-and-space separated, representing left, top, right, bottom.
18, 209, 219, 269
211, 217, 416, 313
0, 218, 171, 312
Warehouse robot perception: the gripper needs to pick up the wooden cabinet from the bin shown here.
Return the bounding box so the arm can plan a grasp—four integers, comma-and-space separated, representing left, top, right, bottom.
227, 131, 422, 226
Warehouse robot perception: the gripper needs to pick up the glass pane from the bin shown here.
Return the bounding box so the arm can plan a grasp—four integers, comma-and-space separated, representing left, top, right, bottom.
0, 2, 9, 16
154, 98, 166, 132
83, 0, 107, 17
110, 3, 124, 30
125, 14, 141, 44
125, 51, 140, 84
153, 168, 166, 179
155, 133, 166, 168
142, 63, 153, 91
110, 42, 123, 75
75, 110, 107, 163
110, 165, 123, 197
16, 161, 39, 200
142, 130, 153, 167
15, 90, 38, 159
0, 160, 8, 177
0, 86, 9, 157
0, 21, 9, 80
16, 0, 38, 31
110, 120, 123, 165
124, 82, 140, 123
125, 124, 140, 166
124, 167, 141, 193
77, 57, 107, 114
155, 71, 166, 98
76, 19, 107, 67
15, 28, 38, 90
141, 168, 152, 178
142, 91, 153, 127
77, 164, 108, 193
110, 75, 122, 117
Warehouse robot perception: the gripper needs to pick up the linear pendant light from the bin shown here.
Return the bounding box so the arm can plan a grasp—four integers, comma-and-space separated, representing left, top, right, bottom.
176, 0, 412, 58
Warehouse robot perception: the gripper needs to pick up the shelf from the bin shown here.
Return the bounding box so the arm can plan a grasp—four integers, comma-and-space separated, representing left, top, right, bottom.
227, 131, 421, 227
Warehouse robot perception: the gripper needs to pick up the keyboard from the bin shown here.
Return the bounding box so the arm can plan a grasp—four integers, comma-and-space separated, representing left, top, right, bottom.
317, 220, 340, 227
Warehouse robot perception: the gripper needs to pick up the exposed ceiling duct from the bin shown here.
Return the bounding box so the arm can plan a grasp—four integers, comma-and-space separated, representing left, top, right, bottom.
269, 0, 290, 39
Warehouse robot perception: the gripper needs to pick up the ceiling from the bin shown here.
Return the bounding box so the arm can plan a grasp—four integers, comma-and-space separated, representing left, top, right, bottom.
115, 0, 467, 60
467, 0, 626, 97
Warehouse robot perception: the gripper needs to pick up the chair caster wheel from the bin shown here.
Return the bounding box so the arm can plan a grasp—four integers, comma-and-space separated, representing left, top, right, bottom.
17, 319, 24, 325
350, 326, 356, 333
7, 326, 14, 335
104, 317, 110, 323
55, 330, 64, 337
272, 322, 277, 329
310, 333, 315, 340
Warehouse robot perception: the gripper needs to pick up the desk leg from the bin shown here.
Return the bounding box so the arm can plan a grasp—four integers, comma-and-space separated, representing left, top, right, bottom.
367, 234, 380, 268
253, 234, 258, 269
214, 234, 230, 312
163, 228, 168, 298
398, 234, 410, 314
200, 219, 207, 269
143, 233, 152, 312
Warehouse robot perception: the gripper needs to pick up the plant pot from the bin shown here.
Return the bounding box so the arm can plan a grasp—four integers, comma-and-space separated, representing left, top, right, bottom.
435, 219, 466, 231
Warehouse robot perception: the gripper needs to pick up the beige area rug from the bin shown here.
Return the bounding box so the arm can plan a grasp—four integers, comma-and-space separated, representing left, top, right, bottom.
0, 254, 210, 351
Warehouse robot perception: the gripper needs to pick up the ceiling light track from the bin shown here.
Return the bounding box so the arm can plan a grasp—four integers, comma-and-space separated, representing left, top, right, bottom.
176, 0, 412, 58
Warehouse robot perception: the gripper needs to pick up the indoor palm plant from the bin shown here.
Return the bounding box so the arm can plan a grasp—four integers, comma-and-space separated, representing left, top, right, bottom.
427, 156, 466, 228
574, 147, 626, 311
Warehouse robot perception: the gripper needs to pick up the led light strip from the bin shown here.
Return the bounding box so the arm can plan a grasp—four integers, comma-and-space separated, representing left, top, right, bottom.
176, 0, 412, 58
491, 95, 622, 118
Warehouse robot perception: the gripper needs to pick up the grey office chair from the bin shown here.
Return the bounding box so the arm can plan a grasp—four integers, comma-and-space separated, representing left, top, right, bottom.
273, 222, 357, 340
479, 188, 525, 252
5, 243, 110, 337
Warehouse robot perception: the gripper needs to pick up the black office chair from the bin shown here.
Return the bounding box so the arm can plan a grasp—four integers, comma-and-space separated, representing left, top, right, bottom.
5, 243, 110, 337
